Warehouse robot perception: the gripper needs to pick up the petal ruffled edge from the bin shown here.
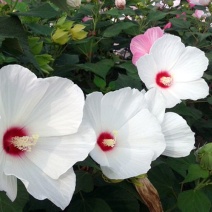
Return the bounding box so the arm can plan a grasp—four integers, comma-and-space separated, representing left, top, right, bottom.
5, 156, 76, 210
162, 112, 195, 157
25, 120, 96, 180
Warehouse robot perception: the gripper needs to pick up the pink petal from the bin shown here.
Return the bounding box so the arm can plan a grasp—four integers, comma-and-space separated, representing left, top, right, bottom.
164, 22, 172, 30
130, 27, 164, 65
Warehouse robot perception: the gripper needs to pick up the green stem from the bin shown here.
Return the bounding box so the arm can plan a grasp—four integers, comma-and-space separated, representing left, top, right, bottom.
79, 191, 85, 201
10, 0, 19, 12
195, 178, 211, 191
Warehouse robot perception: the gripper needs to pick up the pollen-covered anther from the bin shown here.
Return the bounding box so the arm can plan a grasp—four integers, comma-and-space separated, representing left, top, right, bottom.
11, 134, 39, 152
160, 76, 173, 86
103, 138, 116, 147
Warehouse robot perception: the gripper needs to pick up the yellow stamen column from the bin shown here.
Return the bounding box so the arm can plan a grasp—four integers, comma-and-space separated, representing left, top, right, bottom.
11, 135, 39, 152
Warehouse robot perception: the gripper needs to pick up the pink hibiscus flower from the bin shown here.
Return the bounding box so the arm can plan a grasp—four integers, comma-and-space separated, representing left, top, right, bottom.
130, 27, 164, 65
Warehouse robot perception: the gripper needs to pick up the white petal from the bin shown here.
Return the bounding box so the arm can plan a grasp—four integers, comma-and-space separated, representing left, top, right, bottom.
100, 87, 147, 131
26, 77, 84, 136
170, 46, 209, 82
171, 79, 209, 101
150, 34, 185, 72
162, 112, 195, 157
25, 120, 96, 179
91, 109, 166, 179
90, 144, 110, 167
159, 88, 182, 108
117, 109, 165, 160
4, 157, 75, 210
101, 148, 154, 179
144, 89, 166, 123
136, 54, 158, 89
0, 65, 48, 128
0, 172, 17, 201
84, 92, 103, 134
0, 150, 17, 201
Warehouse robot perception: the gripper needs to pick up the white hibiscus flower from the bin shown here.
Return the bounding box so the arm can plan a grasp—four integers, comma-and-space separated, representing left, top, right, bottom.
144, 89, 195, 157
83, 87, 166, 180
136, 34, 209, 108
0, 64, 95, 210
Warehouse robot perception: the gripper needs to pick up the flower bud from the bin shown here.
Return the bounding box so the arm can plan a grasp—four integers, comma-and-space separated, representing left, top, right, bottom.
132, 175, 163, 212
67, 0, 81, 7
115, 0, 126, 9
196, 143, 212, 171
164, 22, 172, 29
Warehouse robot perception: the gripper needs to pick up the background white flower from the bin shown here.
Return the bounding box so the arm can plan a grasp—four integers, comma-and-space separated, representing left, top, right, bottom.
0, 65, 95, 210
136, 34, 209, 108
144, 89, 195, 157
83, 87, 166, 180
189, 0, 211, 5
67, 0, 81, 7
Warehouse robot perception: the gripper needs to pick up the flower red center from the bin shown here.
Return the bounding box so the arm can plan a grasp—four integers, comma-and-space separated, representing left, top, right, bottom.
156, 71, 173, 88
3, 127, 28, 156
97, 132, 116, 152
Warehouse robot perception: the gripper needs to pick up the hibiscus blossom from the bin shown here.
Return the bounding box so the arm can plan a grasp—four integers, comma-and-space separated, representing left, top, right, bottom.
136, 34, 209, 108
0, 65, 95, 210
83, 87, 166, 179
144, 89, 195, 157
130, 27, 164, 65
189, 0, 211, 5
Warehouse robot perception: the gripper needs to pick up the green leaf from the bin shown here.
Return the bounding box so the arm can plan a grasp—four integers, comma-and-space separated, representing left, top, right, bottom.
24, 195, 60, 212
148, 163, 180, 199
75, 170, 94, 193
0, 16, 42, 74
68, 198, 112, 212
203, 73, 212, 80
0, 53, 17, 64
177, 190, 211, 212
14, 2, 28, 12
93, 186, 140, 212
49, 0, 70, 13
105, 8, 135, 17
170, 18, 191, 29
2, 38, 23, 55
203, 185, 212, 205
196, 32, 212, 42
103, 22, 137, 37
105, 8, 120, 16
78, 4, 95, 16
13, 3, 60, 19
0, 180, 29, 212
75, 156, 100, 170
28, 37, 43, 55
165, 153, 196, 177
56, 54, 79, 66
193, 119, 212, 129
77, 59, 114, 79
53, 54, 79, 76
207, 97, 212, 105
170, 103, 202, 120
113, 74, 142, 90
93, 76, 106, 89
117, 181, 141, 201
26, 23, 53, 36
183, 164, 209, 183
117, 62, 139, 78
147, 11, 167, 22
